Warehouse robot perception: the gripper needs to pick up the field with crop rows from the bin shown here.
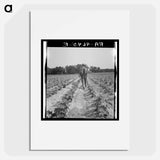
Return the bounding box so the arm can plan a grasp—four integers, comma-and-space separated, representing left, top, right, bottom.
46, 72, 115, 119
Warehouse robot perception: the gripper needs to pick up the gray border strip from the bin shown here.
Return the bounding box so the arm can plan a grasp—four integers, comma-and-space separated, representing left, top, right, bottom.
29, 11, 128, 152
29, 11, 31, 151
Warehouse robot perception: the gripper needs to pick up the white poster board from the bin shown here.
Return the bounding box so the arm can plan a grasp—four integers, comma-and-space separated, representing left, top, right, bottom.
30, 9, 129, 150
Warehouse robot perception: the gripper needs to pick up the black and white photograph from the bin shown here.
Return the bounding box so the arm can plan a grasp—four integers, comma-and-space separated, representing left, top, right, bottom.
42, 40, 119, 120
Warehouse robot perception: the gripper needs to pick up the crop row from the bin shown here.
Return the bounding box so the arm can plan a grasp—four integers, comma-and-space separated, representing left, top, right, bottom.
84, 82, 113, 119
88, 73, 114, 95
46, 79, 80, 118
47, 75, 78, 98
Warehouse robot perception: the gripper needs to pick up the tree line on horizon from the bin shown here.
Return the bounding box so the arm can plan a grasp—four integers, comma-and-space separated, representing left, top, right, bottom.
46, 64, 114, 75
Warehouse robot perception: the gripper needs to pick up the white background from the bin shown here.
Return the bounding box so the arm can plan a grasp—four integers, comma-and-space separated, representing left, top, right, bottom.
31, 10, 129, 150
0, 0, 160, 159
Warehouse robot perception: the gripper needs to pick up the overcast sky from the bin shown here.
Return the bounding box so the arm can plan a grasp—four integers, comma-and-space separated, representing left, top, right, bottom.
47, 47, 114, 69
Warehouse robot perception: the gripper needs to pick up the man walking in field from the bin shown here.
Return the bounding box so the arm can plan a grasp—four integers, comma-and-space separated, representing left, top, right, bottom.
79, 65, 88, 89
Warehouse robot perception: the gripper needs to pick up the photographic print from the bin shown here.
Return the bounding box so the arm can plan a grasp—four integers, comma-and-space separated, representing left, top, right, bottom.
31, 10, 129, 150
41, 40, 119, 120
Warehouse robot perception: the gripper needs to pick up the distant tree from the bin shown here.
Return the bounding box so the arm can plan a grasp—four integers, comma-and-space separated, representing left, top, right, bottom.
90, 66, 100, 72
76, 64, 82, 73
76, 64, 89, 73
65, 65, 77, 74
47, 66, 65, 74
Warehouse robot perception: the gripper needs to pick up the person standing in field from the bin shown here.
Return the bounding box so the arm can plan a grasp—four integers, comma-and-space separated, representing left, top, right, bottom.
79, 65, 88, 89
